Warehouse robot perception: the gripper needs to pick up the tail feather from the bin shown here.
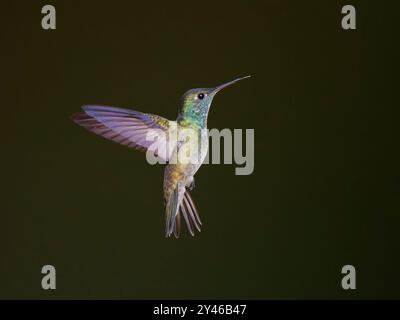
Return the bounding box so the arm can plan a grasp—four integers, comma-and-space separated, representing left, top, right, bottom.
180, 201, 195, 236
165, 186, 179, 237
183, 196, 201, 232
173, 214, 181, 239
166, 188, 201, 238
184, 191, 202, 227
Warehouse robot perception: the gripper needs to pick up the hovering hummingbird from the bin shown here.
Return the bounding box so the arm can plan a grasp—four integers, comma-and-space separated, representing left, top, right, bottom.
72, 76, 250, 238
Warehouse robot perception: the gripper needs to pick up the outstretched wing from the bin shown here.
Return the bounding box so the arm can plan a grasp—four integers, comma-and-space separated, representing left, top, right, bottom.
72, 105, 172, 161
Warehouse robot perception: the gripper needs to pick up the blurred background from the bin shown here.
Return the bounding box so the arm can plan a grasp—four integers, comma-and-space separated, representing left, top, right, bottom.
1, 0, 399, 299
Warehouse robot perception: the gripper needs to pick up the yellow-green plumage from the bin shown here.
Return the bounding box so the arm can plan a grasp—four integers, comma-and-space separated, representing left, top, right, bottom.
71, 76, 250, 238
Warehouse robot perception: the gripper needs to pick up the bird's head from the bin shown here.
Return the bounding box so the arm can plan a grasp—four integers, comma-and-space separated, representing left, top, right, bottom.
178, 75, 251, 127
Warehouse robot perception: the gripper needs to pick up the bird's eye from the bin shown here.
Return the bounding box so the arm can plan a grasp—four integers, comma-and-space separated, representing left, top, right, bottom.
197, 93, 205, 100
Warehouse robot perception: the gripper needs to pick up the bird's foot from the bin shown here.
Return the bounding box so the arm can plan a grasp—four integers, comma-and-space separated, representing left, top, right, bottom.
188, 178, 195, 191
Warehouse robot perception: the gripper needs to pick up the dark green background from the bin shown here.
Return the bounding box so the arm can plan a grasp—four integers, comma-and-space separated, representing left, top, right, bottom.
1, 0, 399, 299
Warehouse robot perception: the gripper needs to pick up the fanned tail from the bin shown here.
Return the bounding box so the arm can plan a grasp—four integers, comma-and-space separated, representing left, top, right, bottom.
166, 188, 201, 238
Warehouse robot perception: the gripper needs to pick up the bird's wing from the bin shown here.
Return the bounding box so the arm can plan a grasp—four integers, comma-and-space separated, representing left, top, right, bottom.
72, 105, 174, 162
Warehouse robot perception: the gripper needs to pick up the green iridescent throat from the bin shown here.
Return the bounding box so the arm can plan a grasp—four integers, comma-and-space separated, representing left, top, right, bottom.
177, 100, 208, 128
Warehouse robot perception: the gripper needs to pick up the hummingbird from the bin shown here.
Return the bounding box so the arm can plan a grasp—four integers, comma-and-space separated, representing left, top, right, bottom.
72, 76, 250, 238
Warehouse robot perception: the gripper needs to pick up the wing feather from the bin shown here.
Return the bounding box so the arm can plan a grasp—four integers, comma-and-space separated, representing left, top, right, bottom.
72, 105, 173, 161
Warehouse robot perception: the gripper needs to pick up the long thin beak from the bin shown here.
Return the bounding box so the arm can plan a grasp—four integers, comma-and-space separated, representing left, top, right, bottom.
212, 75, 251, 94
